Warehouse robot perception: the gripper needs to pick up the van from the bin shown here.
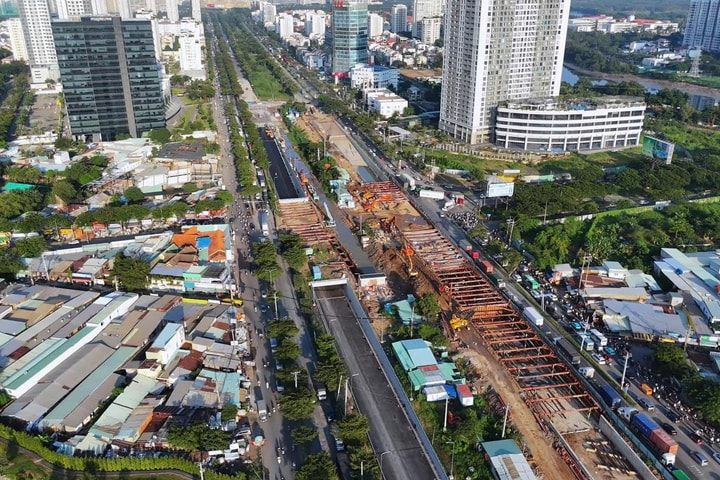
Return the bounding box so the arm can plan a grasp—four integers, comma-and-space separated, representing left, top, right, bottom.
640, 383, 653, 395
692, 451, 709, 466
638, 398, 655, 411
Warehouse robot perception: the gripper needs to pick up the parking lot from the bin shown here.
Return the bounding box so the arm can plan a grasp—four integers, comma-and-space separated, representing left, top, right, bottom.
24, 93, 61, 137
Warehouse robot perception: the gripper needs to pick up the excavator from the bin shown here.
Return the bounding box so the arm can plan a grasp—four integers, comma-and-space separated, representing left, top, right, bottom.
401, 240, 419, 277
449, 316, 469, 330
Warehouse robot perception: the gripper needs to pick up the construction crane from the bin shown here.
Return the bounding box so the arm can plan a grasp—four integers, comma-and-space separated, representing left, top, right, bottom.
401, 240, 418, 277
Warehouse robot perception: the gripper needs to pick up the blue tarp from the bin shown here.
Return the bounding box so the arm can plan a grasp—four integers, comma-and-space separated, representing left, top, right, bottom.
443, 385, 457, 398
197, 236, 211, 249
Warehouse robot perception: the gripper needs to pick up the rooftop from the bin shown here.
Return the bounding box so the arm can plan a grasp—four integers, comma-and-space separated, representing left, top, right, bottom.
482, 439, 537, 480
500, 96, 645, 111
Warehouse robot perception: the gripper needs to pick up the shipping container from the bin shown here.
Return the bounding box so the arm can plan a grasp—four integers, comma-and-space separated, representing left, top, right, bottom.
418, 189, 445, 199
650, 428, 679, 455
400, 173, 415, 189
523, 307, 544, 326
598, 385, 622, 409
632, 413, 660, 439
556, 338, 581, 365
479, 260, 494, 274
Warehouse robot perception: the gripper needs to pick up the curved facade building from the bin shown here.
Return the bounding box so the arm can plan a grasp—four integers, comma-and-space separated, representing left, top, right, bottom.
494, 96, 645, 152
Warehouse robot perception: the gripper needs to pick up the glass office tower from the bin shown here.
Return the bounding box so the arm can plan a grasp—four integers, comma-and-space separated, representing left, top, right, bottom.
331, 0, 368, 76
52, 16, 166, 141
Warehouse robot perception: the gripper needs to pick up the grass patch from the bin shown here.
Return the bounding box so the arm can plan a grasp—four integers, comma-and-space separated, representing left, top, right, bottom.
246, 58, 291, 102
0, 440, 50, 479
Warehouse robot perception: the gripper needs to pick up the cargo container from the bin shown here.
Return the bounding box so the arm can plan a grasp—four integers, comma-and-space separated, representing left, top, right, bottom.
479, 260, 494, 274
471, 251, 480, 259
617, 407, 678, 465
400, 173, 415, 189
459, 239, 472, 252
556, 338, 581, 365
523, 307, 544, 326
598, 384, 622, 409
418, 189, 445, 199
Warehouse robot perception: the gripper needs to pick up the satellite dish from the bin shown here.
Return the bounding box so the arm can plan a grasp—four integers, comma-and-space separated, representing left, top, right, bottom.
689, 48, 702, 58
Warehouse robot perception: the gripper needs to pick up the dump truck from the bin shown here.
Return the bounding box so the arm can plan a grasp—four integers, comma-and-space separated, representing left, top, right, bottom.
617, 407, 678, 466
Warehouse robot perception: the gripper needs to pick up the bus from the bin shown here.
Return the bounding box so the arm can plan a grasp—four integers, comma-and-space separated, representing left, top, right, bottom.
589, 329, 608, 349
576, 332, 594, 351
671, 470, 690, 480
523, 274, 540, 290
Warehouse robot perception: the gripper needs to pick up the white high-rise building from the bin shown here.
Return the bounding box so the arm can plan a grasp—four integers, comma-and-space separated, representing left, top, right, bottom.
191, 0, 201, 21
7, 18, 28, 61
305, 12, 325, 36
117, 0, 132, 18
18, 0, 58, 83
390, 4, 406, 33
412, 0, 441, 38
417, 16, 441, 44
439, 0, 570, 144
684, 0, 720, 52
275, 13, 293, 38
56, 0, 91, 19
368, 12, 383, 37
91, 0, 108, 14
179, 34, 203, 73
262, 3, 276, 23
166, 0, 179, 21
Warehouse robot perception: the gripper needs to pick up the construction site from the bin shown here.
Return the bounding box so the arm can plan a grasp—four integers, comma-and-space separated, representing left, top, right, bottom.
271, 110, 646, 480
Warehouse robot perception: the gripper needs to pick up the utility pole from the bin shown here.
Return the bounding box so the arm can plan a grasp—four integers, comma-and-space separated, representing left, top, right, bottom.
501, 405, 510, 438
443, 396, 449, 432
620, 350, 630, 391
292, 370, 300, 389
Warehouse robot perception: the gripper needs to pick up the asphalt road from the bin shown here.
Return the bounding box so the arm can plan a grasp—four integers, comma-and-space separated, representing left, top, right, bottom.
260, 128, 299, 200
315, 285, 437, 480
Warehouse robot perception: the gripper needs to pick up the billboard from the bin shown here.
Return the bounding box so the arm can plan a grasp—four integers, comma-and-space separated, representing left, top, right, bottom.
486, 182, 515, 198
641, 136, 675, 164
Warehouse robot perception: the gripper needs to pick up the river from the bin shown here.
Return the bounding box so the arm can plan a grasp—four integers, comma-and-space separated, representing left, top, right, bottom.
562, 65, 720, 109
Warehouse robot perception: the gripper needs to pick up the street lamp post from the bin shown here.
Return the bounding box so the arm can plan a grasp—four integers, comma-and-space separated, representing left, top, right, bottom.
379, 451, 392, 480
445, 441, 456, 480
345, 373, 359, 416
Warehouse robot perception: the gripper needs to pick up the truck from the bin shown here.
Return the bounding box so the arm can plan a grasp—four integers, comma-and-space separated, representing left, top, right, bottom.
555, 338, 581, 365
479, 260, 494, 274
522, 306, 544, 326
399, 173, 415, 189
598, 384, 622, 410
259, 210, 270, 237
578, 367, 595, 378
640, 383, 653, 396
488, 273, 506, 289
617, 407, 678, 466
257, 399, 268, 422
458, 239, 472, 252
418, 189, 445, 200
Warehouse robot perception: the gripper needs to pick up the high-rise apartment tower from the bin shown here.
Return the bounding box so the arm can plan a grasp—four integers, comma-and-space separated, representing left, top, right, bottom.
52, 16, 166, 140
18, 0, 58, 82
439, 0, 570, 144
684, 0, 720, 52
390, 4, 406, 33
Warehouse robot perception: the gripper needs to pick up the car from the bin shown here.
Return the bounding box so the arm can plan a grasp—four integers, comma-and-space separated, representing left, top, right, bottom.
335, 438, 345, 452
591, 353, 607, 365
661, 422, 677, 435
572, 322, 583, 331
260, 304, 268, 313
236, 423, 252, 437
261, 289, 268, 299
666, 411, 681, 423
690, 432, 704, 444
712, 451, 720, 464
604, 346, 617, 356
692, 450, 709, 466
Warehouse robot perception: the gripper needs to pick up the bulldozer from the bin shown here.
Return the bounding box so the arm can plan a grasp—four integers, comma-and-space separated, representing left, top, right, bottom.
449, 316, 469, 330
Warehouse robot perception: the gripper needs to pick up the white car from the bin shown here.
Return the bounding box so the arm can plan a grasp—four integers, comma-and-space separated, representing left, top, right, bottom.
591, 353, 607, 365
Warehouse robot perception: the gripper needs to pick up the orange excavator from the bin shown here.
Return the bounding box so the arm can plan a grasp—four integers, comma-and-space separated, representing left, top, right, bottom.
401, 240, 418, 277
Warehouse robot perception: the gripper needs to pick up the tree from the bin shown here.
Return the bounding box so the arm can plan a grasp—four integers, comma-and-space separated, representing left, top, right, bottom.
654, 344, 686, 375
253, 241, 281, 282
167, 423, 230, 452
279, 233, 307, 270
274, 340, 301, 363
123, 186, 145, 204
416, 293, 441, 320
296, 452, 338, 480
280, 387, 316, 421
221, 403, 238, 422
349, 446, 378, 476
111, 253, 150, 292
50, 180, 77, 204
12, 236, 46, 258
291, 425, 318, 446
267, 318, 299, 340
337, 414, 369, 443
147, 128, 172, 144
314, 357, 345, 390
686, 378, 720, 423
